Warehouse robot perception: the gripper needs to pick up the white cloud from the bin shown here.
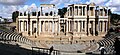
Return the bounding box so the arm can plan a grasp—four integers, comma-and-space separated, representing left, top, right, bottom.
0, 0, 27, 5
0, 5, 19, 18
106, 0, 120, 7
85, 0, 120, 14
50, 0, 62, 6
50, 0, 81, 7
86, 0, 108, 5
0, 0, 28, 18
19, 3, 38, 12
0, 3, 38, 18
105, 0, 120, 13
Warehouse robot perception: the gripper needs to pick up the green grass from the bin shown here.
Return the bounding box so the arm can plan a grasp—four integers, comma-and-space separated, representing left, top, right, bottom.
0, 25, 10, 32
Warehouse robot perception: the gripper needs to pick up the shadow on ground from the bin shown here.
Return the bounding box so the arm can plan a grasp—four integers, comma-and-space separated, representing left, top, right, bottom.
0, 42, 48, 55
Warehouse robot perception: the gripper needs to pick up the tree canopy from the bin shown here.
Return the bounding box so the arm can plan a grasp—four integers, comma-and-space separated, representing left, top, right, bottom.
110, 13, 120, 25
12, 11, 19, 22
58, 7, 67, 18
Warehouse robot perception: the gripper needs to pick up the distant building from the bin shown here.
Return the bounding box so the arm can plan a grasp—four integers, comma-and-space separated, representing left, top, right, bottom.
16, 3, 110, 37
0, 17, 5, 23
0, 17, 13, 23
7, 17, 13, 22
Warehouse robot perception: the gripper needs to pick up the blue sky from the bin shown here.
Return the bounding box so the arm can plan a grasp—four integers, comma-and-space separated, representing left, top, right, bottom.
24, 0, 88, 8
0, 0, 120, 18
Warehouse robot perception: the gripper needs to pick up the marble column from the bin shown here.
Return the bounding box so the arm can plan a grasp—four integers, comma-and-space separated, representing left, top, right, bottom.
69, 20, 70, 32
93, 21, 95, 36
72, 7, 74, 16
36, 7, 38, 16
66, 21, 68, 32
80, 21, 82, 32
56, 21, 58, 33
74, 21, 76, 32
36, 21, 38, 36
43, 21, 45, 32
58, 21, 60, 34
39, 20, 41, 35
88, 22, 91, 36
99, 21, 101, 32
64, 21, 65, 32
30, 21, 32, 36
85, 21, 87, 32
78, 21, 80, 32
106, 8, 108, 16
67, 8, 69, 16
81, 21, 83, 32
27, 20, 29, 36
48, 21, 50, 32
21, 21, 23, 32
55, 21, 57, 32
98, 21, 100, 33
89, 7, 91, 16
102, 21, 105, 32
19, 21, 21, 33
25, 21, 27, 31
23, 12, 24, 16
69, 7, 70, 16
52, 21, 54, 33
19, 11, 20, 16
55, 21, 57, 33
23, 21, 25, 31
71, 21, 73, 31
94, 7, 95, 16
103, 9, 104, 16
26, 21, 28, 31
106, 21, 108, 32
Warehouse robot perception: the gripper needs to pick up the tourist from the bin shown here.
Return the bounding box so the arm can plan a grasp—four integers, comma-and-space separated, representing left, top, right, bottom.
49, 46, 54, 55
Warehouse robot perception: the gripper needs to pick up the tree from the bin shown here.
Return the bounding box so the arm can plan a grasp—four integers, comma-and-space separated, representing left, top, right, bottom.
58, 7, 67, 18
4, 19, 7, 23
108, 9, 120, 25
108, 9, 112, 15
110, 13, 120, 25
12, 11, 19, 22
